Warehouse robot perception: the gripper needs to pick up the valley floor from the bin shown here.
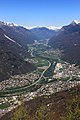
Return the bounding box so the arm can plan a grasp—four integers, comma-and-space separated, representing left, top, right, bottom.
0, 39, 80, 118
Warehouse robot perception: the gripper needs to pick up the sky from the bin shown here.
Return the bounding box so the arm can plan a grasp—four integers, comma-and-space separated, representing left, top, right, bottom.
0, 0, 80, 27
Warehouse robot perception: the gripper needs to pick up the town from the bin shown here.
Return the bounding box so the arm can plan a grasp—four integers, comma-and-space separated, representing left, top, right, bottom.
0, 40, 80, 117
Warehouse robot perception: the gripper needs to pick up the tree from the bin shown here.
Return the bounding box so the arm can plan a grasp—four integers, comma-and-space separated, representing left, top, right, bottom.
35, 105, 54, 120
12, 105, 29, 120
61, 99, 80, 120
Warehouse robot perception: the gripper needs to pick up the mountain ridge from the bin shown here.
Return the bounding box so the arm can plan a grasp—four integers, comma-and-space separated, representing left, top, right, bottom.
49, 20, 80, 66
0, 24, 36, 81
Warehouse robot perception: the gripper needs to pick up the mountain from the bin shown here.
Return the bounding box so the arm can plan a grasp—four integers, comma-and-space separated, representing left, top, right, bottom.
31, 27, 57, 40
0, 21, 39, 49
0, 27, 36, 81
49, 20, 80, 66
26, 25, 61, 30
71, 20, 80, 25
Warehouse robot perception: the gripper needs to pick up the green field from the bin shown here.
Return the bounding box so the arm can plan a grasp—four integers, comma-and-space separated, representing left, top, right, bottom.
0, 103, 10, 109
33, 57, 49, 67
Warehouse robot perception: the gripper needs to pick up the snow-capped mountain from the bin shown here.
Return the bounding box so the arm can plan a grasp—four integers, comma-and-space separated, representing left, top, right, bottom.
49, 20, 80, 66
26, 25, 61, 30
0, 21, 39, 45
25, 26, 61, 40
0, 21, 18, 26
0, 22, 37, 81
0, 21, 62, 31
46, 26, 62, 30
71, 20, 80, 25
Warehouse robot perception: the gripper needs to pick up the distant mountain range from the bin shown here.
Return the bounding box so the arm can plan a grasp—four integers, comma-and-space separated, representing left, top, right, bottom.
0, 21, 39, 46
30, 27, 57, 40
1, 20, 80, 80
49, 20, 80, 66
0, 21, 59, 40
26, 25, 61, 30
0, 21, 60, 81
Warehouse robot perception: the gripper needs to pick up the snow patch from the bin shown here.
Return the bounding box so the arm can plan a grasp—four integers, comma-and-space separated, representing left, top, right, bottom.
7, 23, 18, 26
46, 26, 62, 30
25, 26, 37, 29
4, 34, 22, 47
0, 21, 18, 27
25, 26, 62, 30
71, 20, 80, 25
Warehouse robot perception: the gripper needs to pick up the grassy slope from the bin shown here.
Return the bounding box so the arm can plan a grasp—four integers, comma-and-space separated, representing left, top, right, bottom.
0, 85, 80, 120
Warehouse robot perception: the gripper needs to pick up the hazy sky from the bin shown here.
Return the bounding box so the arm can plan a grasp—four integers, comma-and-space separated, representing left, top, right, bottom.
0, 0, 80, 26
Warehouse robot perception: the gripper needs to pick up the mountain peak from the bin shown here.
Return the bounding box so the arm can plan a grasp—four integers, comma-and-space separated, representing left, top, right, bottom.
0, 21, 18, 27
7, 22, 18, 26
46, 26, 62, 30
71, 20, 80, 25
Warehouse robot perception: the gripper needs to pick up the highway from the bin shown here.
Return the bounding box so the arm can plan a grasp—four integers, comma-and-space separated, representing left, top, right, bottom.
0, 43, 56, 96
0, 59, 52, 96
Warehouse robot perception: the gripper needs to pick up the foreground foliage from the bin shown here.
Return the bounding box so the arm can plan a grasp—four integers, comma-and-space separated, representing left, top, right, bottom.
12, 104, 54, 120
12, 105, 29, 120
61, 98, 80, 120
12, 98, 80, 120
35, 105, 54, 120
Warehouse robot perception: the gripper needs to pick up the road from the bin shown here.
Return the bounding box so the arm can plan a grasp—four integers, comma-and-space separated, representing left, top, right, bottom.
33, 60, 51, 84
0, 45, 56, 96
0, 59, 51, 95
